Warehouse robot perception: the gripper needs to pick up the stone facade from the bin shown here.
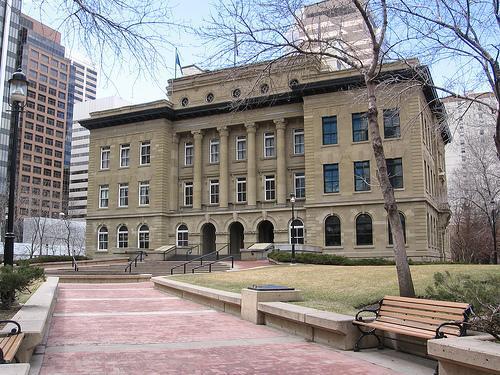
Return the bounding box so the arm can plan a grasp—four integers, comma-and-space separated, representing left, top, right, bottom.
81, 60, 451, 260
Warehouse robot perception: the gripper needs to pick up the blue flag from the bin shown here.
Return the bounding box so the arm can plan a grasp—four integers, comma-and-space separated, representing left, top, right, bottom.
175, 50, 182, 76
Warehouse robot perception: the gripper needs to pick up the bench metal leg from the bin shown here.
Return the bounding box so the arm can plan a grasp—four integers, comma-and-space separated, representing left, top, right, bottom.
353, 326, 383, 352
0, 348, 5, 364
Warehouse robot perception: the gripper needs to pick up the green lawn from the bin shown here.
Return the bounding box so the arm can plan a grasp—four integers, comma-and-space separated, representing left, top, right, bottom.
172, 264, 500, 315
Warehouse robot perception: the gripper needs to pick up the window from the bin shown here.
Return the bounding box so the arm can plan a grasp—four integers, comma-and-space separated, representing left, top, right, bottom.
294, 129, 305, 154
388, 212, 407, 245
352, 112, 368, 142
236, 177, 247, 202
117, 225, 128, 248
294, 172, 305, 198
354, 161, 370, 191
139, 181, 150, 205
138, 225, 150, 249
325, 215, 341, 246
236, 136, 246, 160
184, 182, 193, 206
386, 158, 404, 189
100, 146, 110, 169
264, 175, 276, 201
99, 185, 109, 208
290, 219, 304, 244
140, 141, 151, 165
356, 214, 373, 245
209, 179, 219, 204
98, 227, 108, 251
323, 164, 339, 193
209, 138, 219, 163
322, 116, 338, 145
118, 183, 129, 207
383, 109, 400, 139
177, 224, 189, 247
184, 142, 193, 166
120, 144, 130, 167
264, 132, 275, 157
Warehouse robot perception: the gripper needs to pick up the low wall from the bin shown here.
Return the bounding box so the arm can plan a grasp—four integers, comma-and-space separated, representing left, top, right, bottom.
1, 364, 30, 375
37, 257, 129, 269
57, 274, 152, 283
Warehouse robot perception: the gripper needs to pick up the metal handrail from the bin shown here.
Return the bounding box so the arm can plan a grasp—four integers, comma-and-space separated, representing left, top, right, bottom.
71, 254, 79, 272
169, 245, 226, 275
163, 246, 177, 261
125, 251, 148, 273
190, 255, 235, 273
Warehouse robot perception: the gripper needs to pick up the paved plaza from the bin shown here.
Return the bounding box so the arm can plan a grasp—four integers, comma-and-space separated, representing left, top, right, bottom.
35, 282, 417, 374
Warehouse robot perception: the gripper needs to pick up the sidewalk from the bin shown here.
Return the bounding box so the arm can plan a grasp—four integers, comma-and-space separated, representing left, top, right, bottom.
36, 282, 407, 374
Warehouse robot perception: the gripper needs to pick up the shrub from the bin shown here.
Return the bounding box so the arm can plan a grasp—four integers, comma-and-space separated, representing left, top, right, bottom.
17, 255, 89, 265
267, 250, 394, 266
426, 271, 500, 340
0, 264, 45, 309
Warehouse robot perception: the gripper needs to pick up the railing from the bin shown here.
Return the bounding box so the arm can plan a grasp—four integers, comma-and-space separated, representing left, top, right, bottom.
125, 251, 148, 273
71, 254, 79, 272
163, 246, 177, 261
190, 255, 234, 273
163, 245, 197, 261
169, 245, 227, 275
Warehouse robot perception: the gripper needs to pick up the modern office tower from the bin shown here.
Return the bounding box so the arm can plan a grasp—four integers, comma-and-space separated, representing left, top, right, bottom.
69, 54, 98, 103
16, 14, 74, 218
0, 0, 22, 192
68, 96, 130, 219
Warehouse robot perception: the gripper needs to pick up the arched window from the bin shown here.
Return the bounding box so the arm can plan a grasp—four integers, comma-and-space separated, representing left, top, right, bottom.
177, 224, 189, 247
98, 226, 108, 251
356, 214, 373, 246
388, 212, 406, 245
289, 219, 304, 244
325, 215, 341, 246
138, 224, 150, 249
117, 225, 128, 248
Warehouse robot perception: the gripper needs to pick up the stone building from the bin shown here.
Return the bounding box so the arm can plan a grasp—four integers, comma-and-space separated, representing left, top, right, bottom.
81, 59, 451, 260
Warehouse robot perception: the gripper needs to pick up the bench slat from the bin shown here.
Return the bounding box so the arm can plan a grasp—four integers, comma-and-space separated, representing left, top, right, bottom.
378, 310, 461, 329
382, 299, 469, 315
354, 320, 436, 339
383, 296, 470, 309
380, 305, 464, 321
377, 316, 461, 336
0, 333, 24, 363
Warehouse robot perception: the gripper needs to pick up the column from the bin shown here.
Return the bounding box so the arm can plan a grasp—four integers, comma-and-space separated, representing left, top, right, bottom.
192, 130, 203, 210
275, 119, 287, 205
218, 126, 229, 208
246, 123, 257, 206
169, 133, 179, 212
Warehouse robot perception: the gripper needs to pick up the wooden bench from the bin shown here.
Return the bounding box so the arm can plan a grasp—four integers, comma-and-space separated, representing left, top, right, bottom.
352, 296, 472, 352
0, 320, 24, 364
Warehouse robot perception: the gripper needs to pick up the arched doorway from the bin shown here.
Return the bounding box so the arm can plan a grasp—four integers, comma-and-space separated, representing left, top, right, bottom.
258, 220, 274, 243
229, 222, 244, 255
201, 223, 216, 254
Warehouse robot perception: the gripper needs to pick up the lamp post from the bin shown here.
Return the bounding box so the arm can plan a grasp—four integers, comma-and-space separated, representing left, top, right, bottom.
4, 68, 28, 266
290, 193, 296, 264
491, 199, 498, 265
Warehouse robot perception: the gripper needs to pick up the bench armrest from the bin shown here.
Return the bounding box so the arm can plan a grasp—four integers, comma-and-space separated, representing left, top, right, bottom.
0, 320, 22, 335
435, 321, 466, 338
355, 309, 379, 322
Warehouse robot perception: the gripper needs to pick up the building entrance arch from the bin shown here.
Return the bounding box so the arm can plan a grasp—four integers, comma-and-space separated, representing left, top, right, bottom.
229, 222, 244, 254
257, 220, 274, 243
201, 223, 216, 255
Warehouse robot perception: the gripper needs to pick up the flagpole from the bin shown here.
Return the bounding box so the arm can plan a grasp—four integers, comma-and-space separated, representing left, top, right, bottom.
233, 26, 237, 67
173, 48, 177, 98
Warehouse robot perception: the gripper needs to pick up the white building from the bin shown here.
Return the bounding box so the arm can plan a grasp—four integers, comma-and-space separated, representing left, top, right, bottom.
68, 54, 98, 103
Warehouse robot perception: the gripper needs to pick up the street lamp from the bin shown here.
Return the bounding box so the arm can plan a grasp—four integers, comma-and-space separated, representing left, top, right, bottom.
4, 68, 27, 266
290, 193, 296, 264
491, 199, 498, 265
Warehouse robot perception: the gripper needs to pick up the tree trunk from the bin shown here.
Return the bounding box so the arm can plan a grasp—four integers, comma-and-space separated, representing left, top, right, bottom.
366, 80, 416, 297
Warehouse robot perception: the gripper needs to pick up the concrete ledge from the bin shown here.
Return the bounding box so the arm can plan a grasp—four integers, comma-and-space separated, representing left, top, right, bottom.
428, 334, 500, 375
57, 274, 152, 283
1, 364, 30, 375
34, 257, 129, 269
1, 277, 58, 363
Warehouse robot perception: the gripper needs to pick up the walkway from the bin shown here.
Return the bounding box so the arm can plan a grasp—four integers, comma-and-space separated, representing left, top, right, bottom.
38, 282, 402, 374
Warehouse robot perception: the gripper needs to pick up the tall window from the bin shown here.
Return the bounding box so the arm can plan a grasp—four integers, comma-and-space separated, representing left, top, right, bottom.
383, 109, 400, 139
322, 116, 338, 145
294, 172, 305, 198
325, 215, 341, 246
323, 164, 339, 193
98, 226, 108, 251
356, 214, 373, 245
184, 182, 193, 206
118, 183, 129, 207
352, 112, 368, 142
236, 136, 246, 160
264, 132, 275, 157
388, 212, 407, 245
185, 142, 194, 166
139, 181, 150, 205
100, 146, 110, 169
386, 158, 404, 189
177, 224, 189, 247
210, 138, 219, 163
120, 144, 130, 167
354, 161, 370, 191
210, 179, 219, 204
264, 175, 275, 201
99, 185, 109, 208
140, 141, 151, 165
236, 177, 247, 202
290, 219, 304, 244
138, 224, 150, 249
294, 129, 305, 154
117, 225, 128, 248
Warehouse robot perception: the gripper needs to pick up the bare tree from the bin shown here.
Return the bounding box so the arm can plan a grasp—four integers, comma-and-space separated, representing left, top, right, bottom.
202, 0, 416, 296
